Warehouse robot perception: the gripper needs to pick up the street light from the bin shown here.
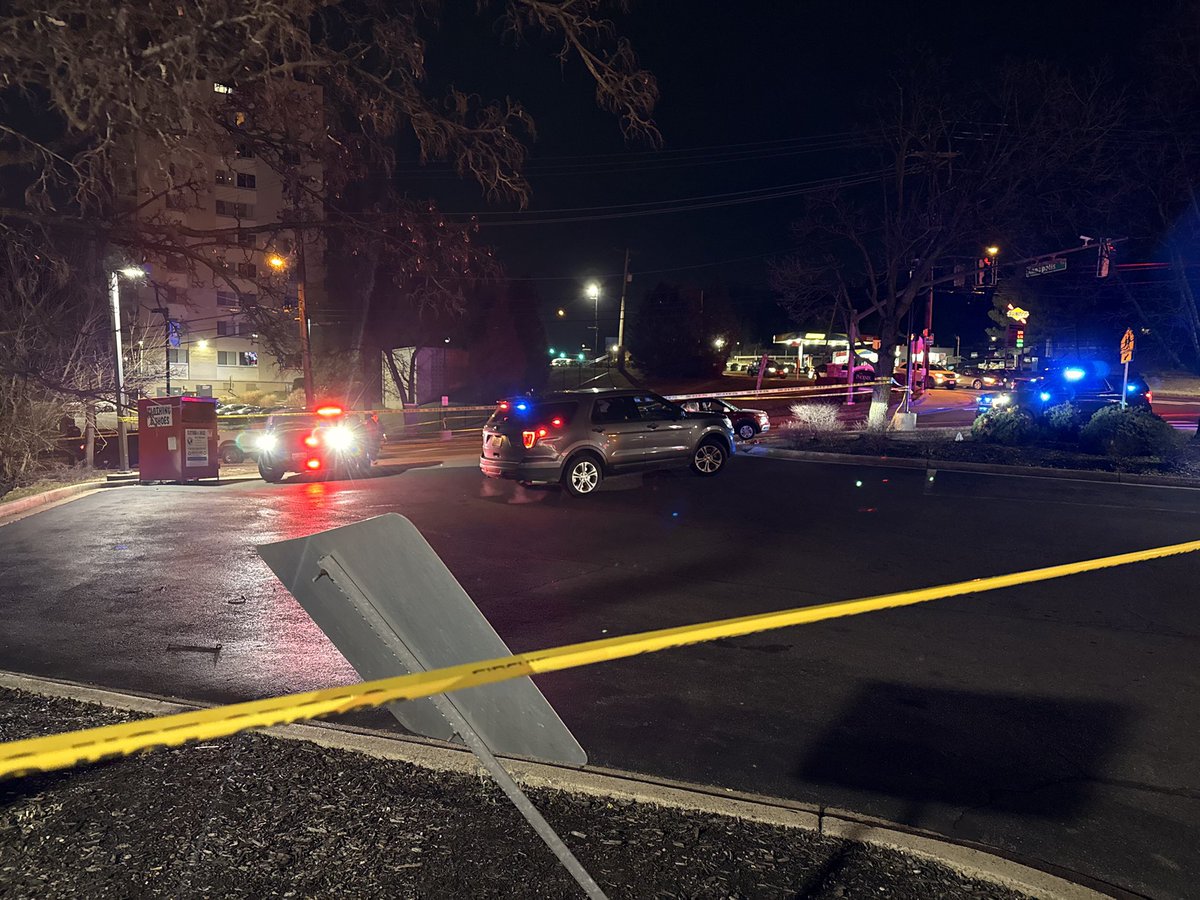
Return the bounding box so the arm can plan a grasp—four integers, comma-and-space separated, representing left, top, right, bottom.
986, 246, 1000, 256
197, 339, 209, 350
109, 265, 147, 473
265, 247, 313, 405
584, 282, 601, 356
556, 308, 565, 318
267, 254, 287, 270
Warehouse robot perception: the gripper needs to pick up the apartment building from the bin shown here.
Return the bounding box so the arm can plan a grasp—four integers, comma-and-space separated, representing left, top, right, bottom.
118, 79, 325, 403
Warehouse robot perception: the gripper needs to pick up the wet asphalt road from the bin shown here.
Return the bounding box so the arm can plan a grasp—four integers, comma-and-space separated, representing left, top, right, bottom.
2, 453, 1200, 897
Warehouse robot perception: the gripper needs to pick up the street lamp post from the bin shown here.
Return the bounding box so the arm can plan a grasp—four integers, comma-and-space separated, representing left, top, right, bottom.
585, 282, 601, 357
269, 248, 314, 407
110, 266, 146, 473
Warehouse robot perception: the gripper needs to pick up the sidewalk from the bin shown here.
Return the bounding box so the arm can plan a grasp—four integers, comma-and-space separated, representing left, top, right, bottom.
0, 687, 1052, 899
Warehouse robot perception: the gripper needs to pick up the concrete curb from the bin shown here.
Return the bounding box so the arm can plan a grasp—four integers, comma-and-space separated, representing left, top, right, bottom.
0, 671, 1114, 900
0, 479, 113, 521
751, 445, 1200, 490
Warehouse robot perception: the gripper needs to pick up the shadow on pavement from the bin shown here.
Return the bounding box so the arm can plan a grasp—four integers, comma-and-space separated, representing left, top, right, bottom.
798, 681, 1127, 819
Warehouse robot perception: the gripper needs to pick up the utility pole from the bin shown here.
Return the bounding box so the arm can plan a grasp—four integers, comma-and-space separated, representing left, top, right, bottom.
295, 235, 315, 407
616, 248, 630, 370
108, 273, 130, 473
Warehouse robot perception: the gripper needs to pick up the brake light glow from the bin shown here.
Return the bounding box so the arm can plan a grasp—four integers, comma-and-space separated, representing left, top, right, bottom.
522, 431, 536, 449
498, 401, 509, 411
551, 417, 563, 427
305, 458, 322, 470
1146, 390, 1153, 403
315, 405, 343, 417
304, 433, 320, 447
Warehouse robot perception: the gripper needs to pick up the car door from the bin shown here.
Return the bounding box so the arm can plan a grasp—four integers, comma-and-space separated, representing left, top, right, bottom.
589, 396, 645, 467
633, 394, 692, 460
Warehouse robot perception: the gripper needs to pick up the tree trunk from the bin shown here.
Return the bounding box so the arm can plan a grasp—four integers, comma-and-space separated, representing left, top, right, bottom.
84, 398, 96, 468
867, 317, 898, 431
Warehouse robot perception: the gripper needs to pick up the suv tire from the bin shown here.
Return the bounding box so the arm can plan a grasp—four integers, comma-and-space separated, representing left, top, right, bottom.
220, 443, 244, 464
259, 460, 286, 483
691, 438, 728, 476
562, 453, 603, 497
737, 422, 756, 441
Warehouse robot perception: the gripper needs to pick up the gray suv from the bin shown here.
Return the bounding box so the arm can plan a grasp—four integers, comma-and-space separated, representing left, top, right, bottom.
479, 389, 735, 497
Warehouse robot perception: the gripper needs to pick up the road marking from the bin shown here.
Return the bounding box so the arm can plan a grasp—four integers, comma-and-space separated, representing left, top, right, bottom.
3, 537, 1199, 779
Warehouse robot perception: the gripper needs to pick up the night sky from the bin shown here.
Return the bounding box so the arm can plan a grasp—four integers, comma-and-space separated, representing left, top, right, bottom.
411, 2, 1157, 346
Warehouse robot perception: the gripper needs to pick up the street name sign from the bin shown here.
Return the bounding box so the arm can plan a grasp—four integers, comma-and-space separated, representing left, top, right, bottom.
1026, 258, 1067, 278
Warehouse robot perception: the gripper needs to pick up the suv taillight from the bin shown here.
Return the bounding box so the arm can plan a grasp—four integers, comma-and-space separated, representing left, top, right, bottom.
522, 427, 549, 449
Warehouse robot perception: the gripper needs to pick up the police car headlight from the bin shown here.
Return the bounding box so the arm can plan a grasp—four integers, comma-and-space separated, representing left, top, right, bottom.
257, 433, 278, 452
324, 425, 355, 451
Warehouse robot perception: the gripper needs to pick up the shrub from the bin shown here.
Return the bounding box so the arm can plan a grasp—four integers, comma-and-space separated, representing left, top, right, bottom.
971, 407, 1035, 445
1080, 405, 1180, 458
780, 403, 843, 445
1045, 402, 1084, 439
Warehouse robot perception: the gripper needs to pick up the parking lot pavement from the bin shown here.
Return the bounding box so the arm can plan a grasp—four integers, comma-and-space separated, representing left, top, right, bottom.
1, 456, 1199, 896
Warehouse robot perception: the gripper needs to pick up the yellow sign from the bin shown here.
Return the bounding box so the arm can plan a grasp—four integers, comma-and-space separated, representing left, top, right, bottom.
1120, 328, 1135, 364
1005, 305, 1030, 324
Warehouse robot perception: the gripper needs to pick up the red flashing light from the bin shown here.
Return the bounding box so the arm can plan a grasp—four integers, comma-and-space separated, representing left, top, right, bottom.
315, 405, 343, 417
550, 417, 563, 427
1146, 390, 1153, 403
498, 401, 510, 411
537, 427, 548, 438
304, 433, 320, 447
305, 458, 322, 470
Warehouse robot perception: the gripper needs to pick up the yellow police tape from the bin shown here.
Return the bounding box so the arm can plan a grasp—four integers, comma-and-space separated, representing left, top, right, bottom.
3, 536, 1198, 780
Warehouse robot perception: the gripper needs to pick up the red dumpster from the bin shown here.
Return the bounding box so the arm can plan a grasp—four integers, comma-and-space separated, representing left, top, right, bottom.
137, 396, 220, 483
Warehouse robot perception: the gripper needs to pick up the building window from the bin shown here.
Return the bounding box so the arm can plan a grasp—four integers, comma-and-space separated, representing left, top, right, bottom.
239, 291, 257, 307
215, 200, 255, 218
237, 232, 256, 248
235, 143, 255, 159
236, 173, 256, 189
213, 82, 233, 95
167, 348, 189, 364
236, 262, 257, 279
217, 321, 234, 337
215, 169, 233, 186
217, 350, 258, 367
216, 290, 239, 307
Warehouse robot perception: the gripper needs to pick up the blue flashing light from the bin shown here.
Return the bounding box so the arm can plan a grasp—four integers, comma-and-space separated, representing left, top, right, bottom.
1126, 383, 1138, 393
514, 402, 529, 412
1063, 367, 1086, 382
1039, 391, 1052, 402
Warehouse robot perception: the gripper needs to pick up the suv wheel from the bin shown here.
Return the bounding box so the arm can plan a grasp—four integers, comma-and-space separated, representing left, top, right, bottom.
219, 443, 244, 464
737, 422, 756, 441
259, 459, 286, 483
972, 378, 984, 390
562, 454, 603, 497
691, 439, 727, 476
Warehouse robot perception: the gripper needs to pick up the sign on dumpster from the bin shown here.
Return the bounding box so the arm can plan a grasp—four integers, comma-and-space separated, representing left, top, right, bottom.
185, 429, 210, 467
146, 404, 173, 428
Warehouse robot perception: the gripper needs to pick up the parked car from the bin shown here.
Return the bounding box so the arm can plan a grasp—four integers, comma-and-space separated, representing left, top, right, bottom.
255, 404, 382, 482
679, 397, 770, 441
893, 364, 957, 389
479, 389, 735, 497
977, 363, 1151, 416
745, 358, 793, 378
951, 366, 1015, 391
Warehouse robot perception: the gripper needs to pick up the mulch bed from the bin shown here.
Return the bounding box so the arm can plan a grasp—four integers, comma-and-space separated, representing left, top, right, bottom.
0, 690, 1028, 899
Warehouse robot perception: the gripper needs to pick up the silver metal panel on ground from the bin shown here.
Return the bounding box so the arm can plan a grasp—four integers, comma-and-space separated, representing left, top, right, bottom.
257, 513, 587, 766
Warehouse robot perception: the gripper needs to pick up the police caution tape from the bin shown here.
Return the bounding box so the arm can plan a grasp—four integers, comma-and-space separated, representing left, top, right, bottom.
4, 537, 1198, 780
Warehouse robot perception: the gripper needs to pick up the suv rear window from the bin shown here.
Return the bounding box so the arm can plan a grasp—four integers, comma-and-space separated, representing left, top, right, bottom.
488, 400, 578, 426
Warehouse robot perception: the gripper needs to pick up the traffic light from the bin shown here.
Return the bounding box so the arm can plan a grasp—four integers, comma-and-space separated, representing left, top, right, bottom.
1015, 329, 1025, 349
1096, 238, 1114, 278
975, 256, 997, 288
